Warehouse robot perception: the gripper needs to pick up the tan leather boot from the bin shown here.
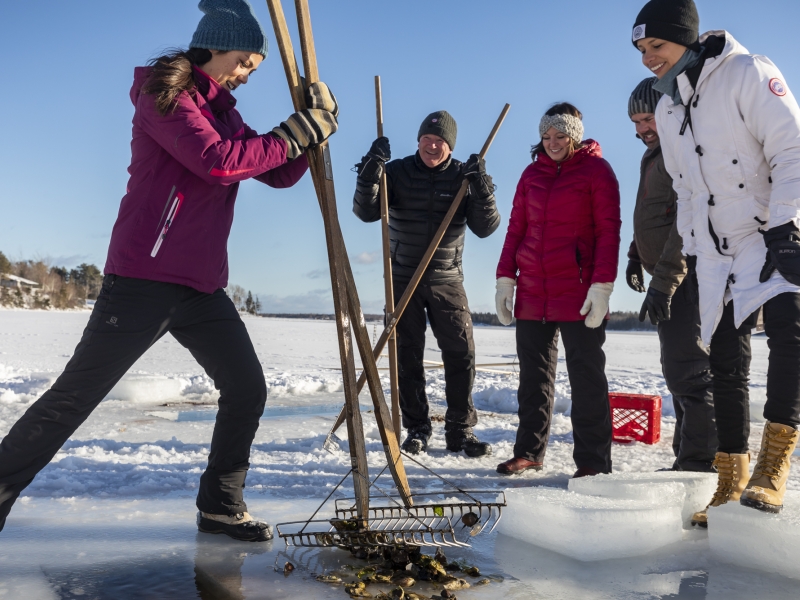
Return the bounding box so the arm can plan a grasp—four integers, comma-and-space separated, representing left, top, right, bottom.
740, 421, 799, 514
690, 452, 750, 528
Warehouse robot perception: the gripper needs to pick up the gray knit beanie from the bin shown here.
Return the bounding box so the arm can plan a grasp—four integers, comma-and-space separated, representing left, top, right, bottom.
190, 0, 269, 58
539, 113, 584, 143
628, 77, 663, 117
418, 111, 457, 150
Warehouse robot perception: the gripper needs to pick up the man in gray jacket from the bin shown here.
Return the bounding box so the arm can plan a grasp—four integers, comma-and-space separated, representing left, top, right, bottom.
626, 77, 717, 473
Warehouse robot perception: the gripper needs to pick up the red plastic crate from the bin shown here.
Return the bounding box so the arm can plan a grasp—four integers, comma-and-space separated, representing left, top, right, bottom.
608, 393, 661, 444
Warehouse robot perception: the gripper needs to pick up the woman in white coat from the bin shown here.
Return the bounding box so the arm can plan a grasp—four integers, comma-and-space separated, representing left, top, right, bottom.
632, 0, 800, 520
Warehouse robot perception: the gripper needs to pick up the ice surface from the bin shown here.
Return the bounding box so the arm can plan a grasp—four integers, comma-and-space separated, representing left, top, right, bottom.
498, 486, 684, 561
568, 471, 718, 526
709, 490, 800, 580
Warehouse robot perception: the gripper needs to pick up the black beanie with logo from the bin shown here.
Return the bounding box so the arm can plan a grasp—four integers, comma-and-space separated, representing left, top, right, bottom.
632, 0, 700, 50
417, 111, 457, 150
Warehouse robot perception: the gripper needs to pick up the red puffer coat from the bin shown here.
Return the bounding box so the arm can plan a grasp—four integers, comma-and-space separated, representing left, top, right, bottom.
496, 140, 621, 322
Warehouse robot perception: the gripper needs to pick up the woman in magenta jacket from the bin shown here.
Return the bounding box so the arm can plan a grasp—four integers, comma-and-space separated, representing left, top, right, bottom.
0, 0, 338, 542
495, 103, 621, 477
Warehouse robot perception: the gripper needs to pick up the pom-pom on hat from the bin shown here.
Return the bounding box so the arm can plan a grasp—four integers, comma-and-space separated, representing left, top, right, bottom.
418, 111, 458, 150
628, 77, 664, 117
190, 0, 269, 58
632, 0, 700, 50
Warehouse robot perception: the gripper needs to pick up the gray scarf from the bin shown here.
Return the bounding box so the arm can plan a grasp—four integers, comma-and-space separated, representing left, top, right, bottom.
653, 48, 704, 105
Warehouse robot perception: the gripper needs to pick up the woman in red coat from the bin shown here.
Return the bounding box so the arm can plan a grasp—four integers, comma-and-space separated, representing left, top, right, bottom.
494, 103, 621, 477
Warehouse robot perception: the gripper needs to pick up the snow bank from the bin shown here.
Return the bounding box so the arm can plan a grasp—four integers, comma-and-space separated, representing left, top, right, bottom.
568, 472, 717, 527
709, 490, 800, 580
498, 486, 684, 561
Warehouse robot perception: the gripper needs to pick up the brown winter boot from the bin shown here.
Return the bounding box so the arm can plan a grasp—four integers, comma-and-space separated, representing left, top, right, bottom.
740, 421, 799, 514
690, 452, 750, 528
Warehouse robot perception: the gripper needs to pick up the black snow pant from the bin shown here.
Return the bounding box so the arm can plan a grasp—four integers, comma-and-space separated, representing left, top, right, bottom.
393, 280, 478, 434
514, 319, 612, 473
0, 276, 267, 532
708, 300, 757, 454
762, 292, 800, 428
657, 265, 717, 471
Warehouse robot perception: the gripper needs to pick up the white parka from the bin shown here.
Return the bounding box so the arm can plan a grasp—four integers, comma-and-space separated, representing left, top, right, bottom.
656, 31, 800, 345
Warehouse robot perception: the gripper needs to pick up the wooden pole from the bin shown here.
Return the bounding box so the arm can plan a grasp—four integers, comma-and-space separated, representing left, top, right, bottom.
267, 0, 413, 510
326, 103, 512, 437
375, 75, 401, 444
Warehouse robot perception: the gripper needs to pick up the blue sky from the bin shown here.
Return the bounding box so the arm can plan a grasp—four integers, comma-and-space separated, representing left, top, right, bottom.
2, 0, 800, 314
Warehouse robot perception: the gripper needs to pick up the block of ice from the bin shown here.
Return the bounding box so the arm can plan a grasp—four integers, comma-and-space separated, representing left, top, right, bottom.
709, 490, 800, 580
498, 486, 684, 561
568, 472, 717, 527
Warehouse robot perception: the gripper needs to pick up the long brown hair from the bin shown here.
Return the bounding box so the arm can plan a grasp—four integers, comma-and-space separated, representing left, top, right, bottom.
531, 102, 585, 161
141, 47, 221, 116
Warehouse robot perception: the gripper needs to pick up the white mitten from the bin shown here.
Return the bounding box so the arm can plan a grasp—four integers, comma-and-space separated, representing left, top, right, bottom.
579, 282, 614, 328
495, 277, 516, 326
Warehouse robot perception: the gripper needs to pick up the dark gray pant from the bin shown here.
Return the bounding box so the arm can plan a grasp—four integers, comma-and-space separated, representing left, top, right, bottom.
393, 280, 478, 434
514, 319, 612, 473
0, 276, 267, 532
657, 270, 717, 471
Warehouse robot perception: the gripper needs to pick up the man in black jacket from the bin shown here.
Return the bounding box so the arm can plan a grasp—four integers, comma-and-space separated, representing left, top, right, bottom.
353, 111, 500, 457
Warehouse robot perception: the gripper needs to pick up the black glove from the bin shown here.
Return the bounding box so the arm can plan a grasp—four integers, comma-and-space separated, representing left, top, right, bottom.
759, 222, 800, 285
366, 136, 390, 162
626, 259, 646, 293
463, 153, 487, 183
639, 287, 672, 325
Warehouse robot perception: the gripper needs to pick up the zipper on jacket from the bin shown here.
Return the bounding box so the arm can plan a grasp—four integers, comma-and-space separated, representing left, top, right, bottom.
151, 192, 184, 257
576, 246, 583, 283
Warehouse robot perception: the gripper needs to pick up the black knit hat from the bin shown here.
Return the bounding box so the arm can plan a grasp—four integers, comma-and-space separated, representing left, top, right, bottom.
418, 111, 457, 150
628, 77, 664, 117
632, 0, 700, 49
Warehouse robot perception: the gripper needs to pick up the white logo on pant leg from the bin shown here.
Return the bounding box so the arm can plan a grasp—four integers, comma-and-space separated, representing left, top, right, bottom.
632, 24, 646, 41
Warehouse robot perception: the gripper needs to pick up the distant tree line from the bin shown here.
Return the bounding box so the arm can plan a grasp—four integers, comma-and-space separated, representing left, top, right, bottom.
0, 250, 103, 310
472, 310, 655, 330
225, 284, 263, 315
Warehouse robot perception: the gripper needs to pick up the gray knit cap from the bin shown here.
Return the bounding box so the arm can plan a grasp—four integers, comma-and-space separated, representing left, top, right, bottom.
418, 111, 457, 150
628, 77, 663, 117
190, 0, 269, 58
539, 113, 584, 142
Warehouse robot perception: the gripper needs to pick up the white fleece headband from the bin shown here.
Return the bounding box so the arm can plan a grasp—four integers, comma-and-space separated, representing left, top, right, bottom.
539, 113, 584, 143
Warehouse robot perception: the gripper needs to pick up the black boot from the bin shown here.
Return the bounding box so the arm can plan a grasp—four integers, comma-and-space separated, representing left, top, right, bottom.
197, 511, 273, 542
401, 425, 432, 455
446, 428, 492, 458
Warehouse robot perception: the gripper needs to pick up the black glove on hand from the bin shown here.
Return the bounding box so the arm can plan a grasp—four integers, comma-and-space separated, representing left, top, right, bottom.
639, 286, 672, 325
759, 222, 800, 285
366, 137, 390, 162
626, 259, 646, 293
463, 154, 487, 183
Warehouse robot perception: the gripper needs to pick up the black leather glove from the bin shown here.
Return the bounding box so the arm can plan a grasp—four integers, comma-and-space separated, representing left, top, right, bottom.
639, 287, 672, 325
626, 259, 646, 293
759, 222, 800, 285
366, 136, 390, 162
463, 153, 487, 183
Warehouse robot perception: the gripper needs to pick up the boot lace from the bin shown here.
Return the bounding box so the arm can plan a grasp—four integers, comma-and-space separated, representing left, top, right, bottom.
752, 426, 799, 481
711, 455, 738, 503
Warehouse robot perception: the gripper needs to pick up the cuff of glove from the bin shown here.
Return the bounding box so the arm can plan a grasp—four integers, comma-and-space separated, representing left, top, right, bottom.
589, 282, 613, 294
496, 277, 516, 290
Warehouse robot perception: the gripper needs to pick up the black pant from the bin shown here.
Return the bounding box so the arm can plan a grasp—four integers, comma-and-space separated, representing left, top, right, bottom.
763, 292, 800, 427
514, 319, 612, 473
709, 300, 757, 454
0, 276, 267, 531
393, 280, 477, 434
658, 269, 717, 471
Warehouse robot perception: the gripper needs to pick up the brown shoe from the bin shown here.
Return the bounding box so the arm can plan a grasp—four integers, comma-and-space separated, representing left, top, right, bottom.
496, 457, 542, 475
740, 422, 799, 514
573, 467, 600, 478
690, 452, 750, 528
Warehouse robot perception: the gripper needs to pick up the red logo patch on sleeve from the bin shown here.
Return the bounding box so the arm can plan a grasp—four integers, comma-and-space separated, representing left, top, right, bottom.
769, 78, 787, 97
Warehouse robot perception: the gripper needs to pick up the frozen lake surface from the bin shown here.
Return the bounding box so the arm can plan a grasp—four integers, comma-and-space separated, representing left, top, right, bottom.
1, 309, 797, 599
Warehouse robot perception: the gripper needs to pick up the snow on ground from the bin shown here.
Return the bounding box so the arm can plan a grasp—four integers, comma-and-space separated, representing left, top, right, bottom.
0, 309, 797, 599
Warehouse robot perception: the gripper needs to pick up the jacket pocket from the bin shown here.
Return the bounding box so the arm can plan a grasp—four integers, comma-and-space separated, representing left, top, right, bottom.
389, 239, 398, 262
151, 191, 184, 258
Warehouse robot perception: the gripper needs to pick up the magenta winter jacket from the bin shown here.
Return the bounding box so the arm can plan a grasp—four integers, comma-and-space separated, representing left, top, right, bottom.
496, 140, 621, 322
104, 66, 308, 293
